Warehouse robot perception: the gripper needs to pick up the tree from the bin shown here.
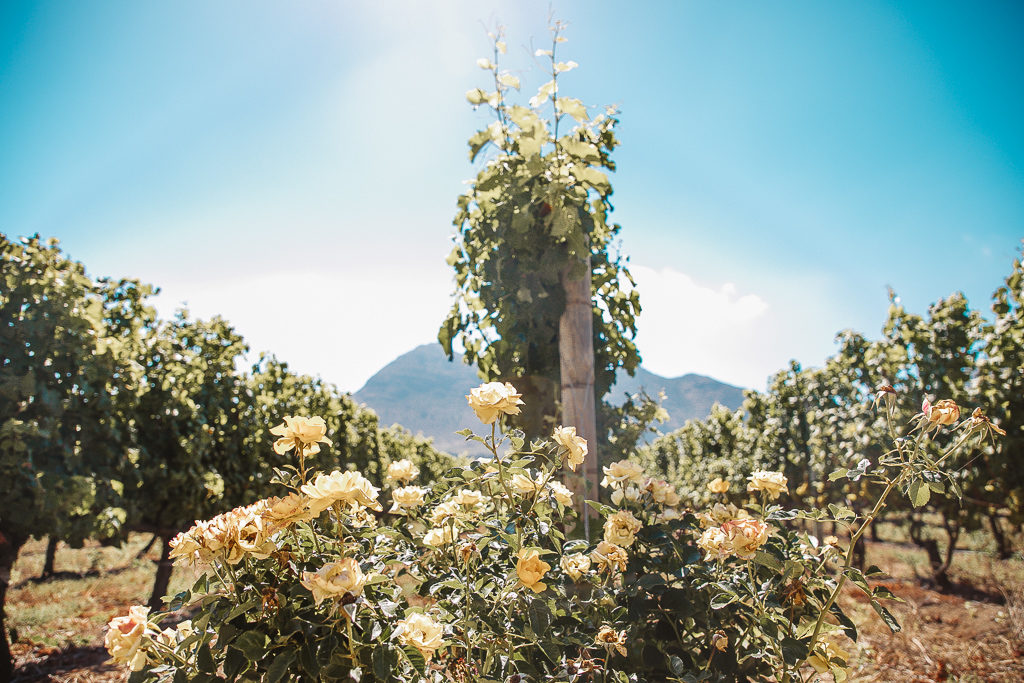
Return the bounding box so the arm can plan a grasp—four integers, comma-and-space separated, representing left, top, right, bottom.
438, 22, 641, 523
0, 235, 150, 677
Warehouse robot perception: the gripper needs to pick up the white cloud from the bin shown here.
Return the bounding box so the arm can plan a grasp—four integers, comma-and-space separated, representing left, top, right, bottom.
152, 262, 453, 393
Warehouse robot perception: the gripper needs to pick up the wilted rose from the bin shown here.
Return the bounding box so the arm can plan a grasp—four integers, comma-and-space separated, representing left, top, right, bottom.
707, 477, 730, 494
591, 540, 628, 574
595, 626, 627, 656
560, 552, 591, 581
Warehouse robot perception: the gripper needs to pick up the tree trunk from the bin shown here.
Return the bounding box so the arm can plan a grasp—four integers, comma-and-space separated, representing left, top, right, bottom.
0, 529, 28, 681
988, 512, 1012, 560
135, 533, 159, 561
41, 537, 58, 579
559, 255, 598, 539
147, 536, 174, 611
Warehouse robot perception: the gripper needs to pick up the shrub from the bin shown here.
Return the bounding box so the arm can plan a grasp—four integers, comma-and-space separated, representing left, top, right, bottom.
107, 383, 1000, 682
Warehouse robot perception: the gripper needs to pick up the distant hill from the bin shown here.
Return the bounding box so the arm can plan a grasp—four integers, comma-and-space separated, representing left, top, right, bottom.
353, 344, 746, 456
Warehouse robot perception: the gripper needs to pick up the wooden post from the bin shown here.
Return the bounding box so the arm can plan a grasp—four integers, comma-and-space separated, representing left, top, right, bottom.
559, 254, 598, 539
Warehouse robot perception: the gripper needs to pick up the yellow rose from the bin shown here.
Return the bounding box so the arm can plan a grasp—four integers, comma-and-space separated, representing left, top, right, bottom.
511, 473, 539, 495
560, 552, 591, 581
595, 626, 627, 656
390, 485, 428, 513
168, 529, 202, 567
707, 477, 730, 494
516, 548, 551, 593
428, 500, 461, 525
600, 460, 646, 488
466, 381, 524, 424
696, 502, 749, 529
721, 518, 771, 559
591, 541, 628, 574
648, 478, 681, 506
386, 459, 419, 483
746, 471, 788, 500
300, 557, 366, 605
610, 485, 641, 506
104, 605, 154, 672
396, 612, 446, 661
269, 415, 331, 455
451, 488, 485, 508
603, 510, 642, 548
263, 492, 316, 528
234, 509, 276, 560
546, 480, 574, 507
301, 470, 382, 512
552, 425, 588, 471
423, 525, 458, 547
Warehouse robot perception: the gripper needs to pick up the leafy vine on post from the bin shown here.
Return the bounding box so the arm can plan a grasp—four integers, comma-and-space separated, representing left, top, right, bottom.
438, 20, 642, 530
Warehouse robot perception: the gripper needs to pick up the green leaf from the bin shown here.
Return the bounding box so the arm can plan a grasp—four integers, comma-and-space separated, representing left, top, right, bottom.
265, 650, 296, 683
828, 468, 849, 481
870, 600, 902, 633
529, 598, 552, 636
751, 551, 783, 572
231, 630, 269, 660
908, 479, 931, 508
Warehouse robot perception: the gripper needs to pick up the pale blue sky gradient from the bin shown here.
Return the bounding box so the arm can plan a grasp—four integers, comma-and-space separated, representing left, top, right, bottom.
1, 1, 1021, 391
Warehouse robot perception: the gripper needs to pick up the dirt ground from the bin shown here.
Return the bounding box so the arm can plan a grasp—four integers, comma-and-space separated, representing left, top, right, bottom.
7, 536, 1024, 682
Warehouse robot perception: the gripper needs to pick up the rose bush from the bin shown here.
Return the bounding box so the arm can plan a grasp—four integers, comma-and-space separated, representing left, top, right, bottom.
107, 383, 1000, 682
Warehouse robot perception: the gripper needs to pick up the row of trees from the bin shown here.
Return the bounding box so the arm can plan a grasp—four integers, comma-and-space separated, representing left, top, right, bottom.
0, 234, 454, 678
638, 244, 1024, 587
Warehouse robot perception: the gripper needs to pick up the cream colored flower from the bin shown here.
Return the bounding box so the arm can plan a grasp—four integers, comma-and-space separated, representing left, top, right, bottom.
721, 518, 771, 559
603, 510, 642, 548
560, 552, 591, 581
300, 557, 366, 606
270, 415, 331, 455
657, 507, 683, 522
387, 459, 419, 483
923, 398, 960, 426
591, 541, 628, 574
648, 479, 681, 506
234, 509, 276, 560
301, 470, 382, 512
516, 548, 551, 593
707, 477, 730, 494
552, 425, 588, 471
595, 626, 627, 656
746, 471, 788, 500
610, 485, 641, 506
263, 492, 316, 528
466, 382, 524, 424
104, 605, 154, 672
697, 527, 733, 562
396, 612, 446, 661
423, 525, 458, 547
696, 502, 749, 529
546, 480, 574, 507
807, 637, 850, 674
511, 473, 539, 495
601, 460, 646, 488
429, 500, 461, 525
452, 488, 485, 508
391, 486, 428, 513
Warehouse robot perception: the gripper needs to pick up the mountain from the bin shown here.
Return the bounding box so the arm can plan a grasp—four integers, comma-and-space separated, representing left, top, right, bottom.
352, 344, 746, 456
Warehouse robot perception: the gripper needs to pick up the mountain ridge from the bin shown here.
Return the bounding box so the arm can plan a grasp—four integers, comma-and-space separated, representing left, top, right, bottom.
353, 344, 746, 456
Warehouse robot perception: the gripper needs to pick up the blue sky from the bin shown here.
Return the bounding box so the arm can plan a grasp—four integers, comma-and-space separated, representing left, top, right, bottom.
1, 1, 1021, 392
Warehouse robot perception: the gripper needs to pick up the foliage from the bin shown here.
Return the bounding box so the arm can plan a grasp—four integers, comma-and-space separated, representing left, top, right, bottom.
438, 23, 641, 440
106, 381, 999, 682
638, 245, 1024, 571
